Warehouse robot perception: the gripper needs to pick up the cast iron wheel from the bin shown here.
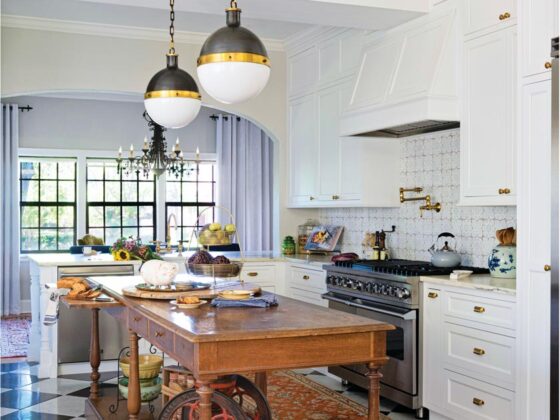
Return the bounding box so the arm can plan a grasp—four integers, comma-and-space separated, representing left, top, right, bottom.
230, 375, 272, 420
159, 389, 247, 420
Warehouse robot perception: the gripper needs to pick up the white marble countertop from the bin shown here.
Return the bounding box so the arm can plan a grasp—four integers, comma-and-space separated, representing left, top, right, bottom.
27, 251, 334, 268
420, 274, 516, 296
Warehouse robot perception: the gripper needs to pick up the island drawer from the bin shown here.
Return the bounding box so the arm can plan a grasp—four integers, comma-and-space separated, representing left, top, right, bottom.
443, 369, 515, 420
148, 320, 174, 353
240, 265, 276, 283
442, 291, 515, 332
128, 309, 148, 337
443, 322, 515, 389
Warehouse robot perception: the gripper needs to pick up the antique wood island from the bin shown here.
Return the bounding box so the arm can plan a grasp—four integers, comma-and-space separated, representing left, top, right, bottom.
67, 276, 394, 420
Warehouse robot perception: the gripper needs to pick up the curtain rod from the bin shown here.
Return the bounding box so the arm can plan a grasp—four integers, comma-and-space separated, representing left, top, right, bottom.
209, 114, 240, 122
3, 104, 34, 112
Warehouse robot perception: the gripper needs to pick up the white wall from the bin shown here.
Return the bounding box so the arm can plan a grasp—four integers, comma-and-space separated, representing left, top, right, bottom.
10, 96, 217, 152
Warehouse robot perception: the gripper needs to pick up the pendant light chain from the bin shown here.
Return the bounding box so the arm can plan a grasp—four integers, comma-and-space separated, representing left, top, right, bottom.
169, 0, 176, 55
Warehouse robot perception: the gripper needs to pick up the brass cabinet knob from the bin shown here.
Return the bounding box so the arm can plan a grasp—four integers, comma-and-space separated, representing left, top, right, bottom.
155, 331, 164, 337
545, 62, 553, 69
473, 306, 486, 313
545, 265, 552, 272
332, 195, 340, 200
473, 397, 485, 406
427, 292, 438, 299
473, 347, 486, 356
133, 316, 141, 322
499, 12, 511, 20
247, 272, 258, 277
303, 275, 310, 280
498, 188, 511, 195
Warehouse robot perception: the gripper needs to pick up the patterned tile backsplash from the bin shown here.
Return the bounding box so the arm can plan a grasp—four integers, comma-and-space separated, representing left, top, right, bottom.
319, 129, 517, 267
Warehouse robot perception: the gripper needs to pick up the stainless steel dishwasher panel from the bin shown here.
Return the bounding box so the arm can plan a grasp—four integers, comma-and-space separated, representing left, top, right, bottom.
57, 264, 134, 363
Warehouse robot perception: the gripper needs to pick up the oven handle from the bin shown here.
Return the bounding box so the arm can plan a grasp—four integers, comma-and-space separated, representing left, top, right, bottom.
322, 294, 417, 320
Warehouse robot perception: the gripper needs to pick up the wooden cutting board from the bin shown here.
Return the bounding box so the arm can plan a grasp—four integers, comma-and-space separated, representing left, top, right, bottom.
121, 281, 261, 300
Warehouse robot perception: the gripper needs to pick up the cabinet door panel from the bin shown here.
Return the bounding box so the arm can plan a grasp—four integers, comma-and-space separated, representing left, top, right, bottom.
521, 0, 558, 78
463, 0, 516, 36
289, 48, 318, 96
317, 87, 341, 199
461, 28, 516, 201
289, 95, 318, 204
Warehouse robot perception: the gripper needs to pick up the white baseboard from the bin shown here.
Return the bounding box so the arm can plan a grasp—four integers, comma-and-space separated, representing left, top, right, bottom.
58, 360, 121, 376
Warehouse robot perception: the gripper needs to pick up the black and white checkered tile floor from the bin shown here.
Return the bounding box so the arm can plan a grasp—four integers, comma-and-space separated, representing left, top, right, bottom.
1, 362, 418, 419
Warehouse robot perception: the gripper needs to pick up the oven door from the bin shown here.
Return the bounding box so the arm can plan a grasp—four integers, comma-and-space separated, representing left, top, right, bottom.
323, 293, 417, 396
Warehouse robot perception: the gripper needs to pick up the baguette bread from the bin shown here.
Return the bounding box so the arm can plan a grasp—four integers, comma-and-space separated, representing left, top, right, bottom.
57, 277, 87, 289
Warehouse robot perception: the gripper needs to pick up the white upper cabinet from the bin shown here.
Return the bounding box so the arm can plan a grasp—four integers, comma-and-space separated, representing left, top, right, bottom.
460, 26, 517, 205
288, 47, 319, 97
463, 0, 516, 37
289, 94, 318, 205
520, 0, 558, 79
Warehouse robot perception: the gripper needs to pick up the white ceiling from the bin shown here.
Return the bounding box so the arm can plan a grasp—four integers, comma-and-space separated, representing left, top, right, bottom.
1, 0, 427, 41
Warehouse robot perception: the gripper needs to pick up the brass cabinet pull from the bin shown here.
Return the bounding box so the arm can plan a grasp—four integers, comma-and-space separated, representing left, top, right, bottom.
332, 195, 340, 200
309, 196, 315, 201
303, 275, 310, 280
498, 188, 511, 195
133, 316, 141, 322
428, 292, 438, 299
247, 272, 258, 277
473, 306, 485, 313
545, 265, 552, 272
473, 347, 486, 356
498, 12, 511, 20
545, 61, 553, 69
473, 397, 485, 406
155, 331, 164, 337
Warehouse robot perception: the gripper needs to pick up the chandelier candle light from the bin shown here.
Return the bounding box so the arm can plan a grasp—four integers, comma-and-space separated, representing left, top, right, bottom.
197, 0, 271, 104
144, 0, 202, 128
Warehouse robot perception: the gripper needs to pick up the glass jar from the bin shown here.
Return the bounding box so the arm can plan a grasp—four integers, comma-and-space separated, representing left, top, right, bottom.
282, 236, 296, 255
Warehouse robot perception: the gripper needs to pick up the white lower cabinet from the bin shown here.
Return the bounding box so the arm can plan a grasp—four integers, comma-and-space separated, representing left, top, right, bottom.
285, 263, 327, 306
240, 262, 285, 295
422, 282, 516, 420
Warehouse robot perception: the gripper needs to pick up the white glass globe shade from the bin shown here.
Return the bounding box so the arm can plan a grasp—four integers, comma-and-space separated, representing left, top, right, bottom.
197, 62, 270, 104
144, 97, 201, 129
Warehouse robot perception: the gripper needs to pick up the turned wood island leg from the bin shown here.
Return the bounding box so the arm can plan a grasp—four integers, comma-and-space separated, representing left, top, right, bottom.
89, 308, 101, 400
127, 330, 141, 419
367, 363, 383, 420
255, 371, 268, 397
196, 380, 214, 420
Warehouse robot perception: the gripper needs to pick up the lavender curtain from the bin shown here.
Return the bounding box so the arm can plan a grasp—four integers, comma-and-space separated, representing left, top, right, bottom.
216, 115, 273, 252
1, 104, 20, 316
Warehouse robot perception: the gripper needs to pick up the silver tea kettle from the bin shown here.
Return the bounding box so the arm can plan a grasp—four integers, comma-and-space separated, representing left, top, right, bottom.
428, 232, 462, 268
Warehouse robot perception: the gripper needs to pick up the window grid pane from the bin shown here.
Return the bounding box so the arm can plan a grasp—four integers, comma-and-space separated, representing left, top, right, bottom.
19, 158, 77, 253
165, 163, 216, 246
86, 159, 156, 244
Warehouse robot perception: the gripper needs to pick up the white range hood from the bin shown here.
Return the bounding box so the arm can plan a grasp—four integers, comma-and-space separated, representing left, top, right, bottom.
340, 3, 459, 138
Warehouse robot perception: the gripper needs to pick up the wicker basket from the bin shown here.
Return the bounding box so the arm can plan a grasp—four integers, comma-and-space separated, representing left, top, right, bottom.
185, 261, 243, 278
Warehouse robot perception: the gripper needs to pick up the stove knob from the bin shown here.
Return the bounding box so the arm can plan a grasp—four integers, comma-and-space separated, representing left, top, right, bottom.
365, 283, 373, 293
355, 281, 364, 291
336, 277, 344, 286
388, 286, 396, 297
380, 285, 388, 295
326, 275, 334, 285
372, 284, 380, 294
400, 288, 411, 299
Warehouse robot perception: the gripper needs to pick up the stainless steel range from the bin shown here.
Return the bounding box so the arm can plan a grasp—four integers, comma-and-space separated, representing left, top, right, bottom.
322, 259, 489, 418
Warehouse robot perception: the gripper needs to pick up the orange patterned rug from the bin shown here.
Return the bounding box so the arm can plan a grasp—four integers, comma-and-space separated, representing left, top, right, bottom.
266, 371, 388, 420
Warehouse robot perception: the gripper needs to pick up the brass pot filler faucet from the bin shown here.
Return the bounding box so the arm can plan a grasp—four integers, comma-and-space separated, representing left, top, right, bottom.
399, 187, 441, 217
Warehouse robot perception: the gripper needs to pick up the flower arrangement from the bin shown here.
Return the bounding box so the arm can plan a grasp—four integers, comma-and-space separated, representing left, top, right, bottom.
111, 237, 162, 262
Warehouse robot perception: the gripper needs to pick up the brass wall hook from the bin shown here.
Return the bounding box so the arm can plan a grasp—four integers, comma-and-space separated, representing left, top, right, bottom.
399, 187, 442, 217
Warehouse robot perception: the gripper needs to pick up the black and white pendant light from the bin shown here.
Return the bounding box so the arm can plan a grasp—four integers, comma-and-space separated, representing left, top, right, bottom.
197, 0, 271, 104
144, 0, 201, 128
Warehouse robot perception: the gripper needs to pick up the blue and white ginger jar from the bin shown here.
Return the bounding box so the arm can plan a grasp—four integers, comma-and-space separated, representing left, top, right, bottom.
488, 245, 516, 279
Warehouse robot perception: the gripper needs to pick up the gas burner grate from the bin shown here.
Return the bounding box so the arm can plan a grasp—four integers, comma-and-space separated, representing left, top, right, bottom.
333, 259, 489, 277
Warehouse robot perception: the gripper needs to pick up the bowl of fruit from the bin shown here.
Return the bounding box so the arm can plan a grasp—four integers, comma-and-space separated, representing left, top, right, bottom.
198, 223, 237, 247
185, 250, 242, 278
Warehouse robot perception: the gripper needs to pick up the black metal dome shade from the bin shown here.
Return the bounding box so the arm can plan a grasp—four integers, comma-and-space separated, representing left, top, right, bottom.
145, 54, 201, 100
197, 7, 270, 67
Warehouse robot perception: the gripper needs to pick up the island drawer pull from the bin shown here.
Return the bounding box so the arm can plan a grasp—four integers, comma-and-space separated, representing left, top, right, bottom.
473, 347, 486, 356
473, 397, 485, 406
303, 275, 310, 280
247, 272, 259, 277
155, 331, 165, 337
473, 306, 485, 313
427, 292, 438, 299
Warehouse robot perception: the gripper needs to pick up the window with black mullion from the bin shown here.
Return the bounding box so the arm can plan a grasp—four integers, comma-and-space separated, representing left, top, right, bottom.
86, 159, 156, 245
165, 163, 216, 246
